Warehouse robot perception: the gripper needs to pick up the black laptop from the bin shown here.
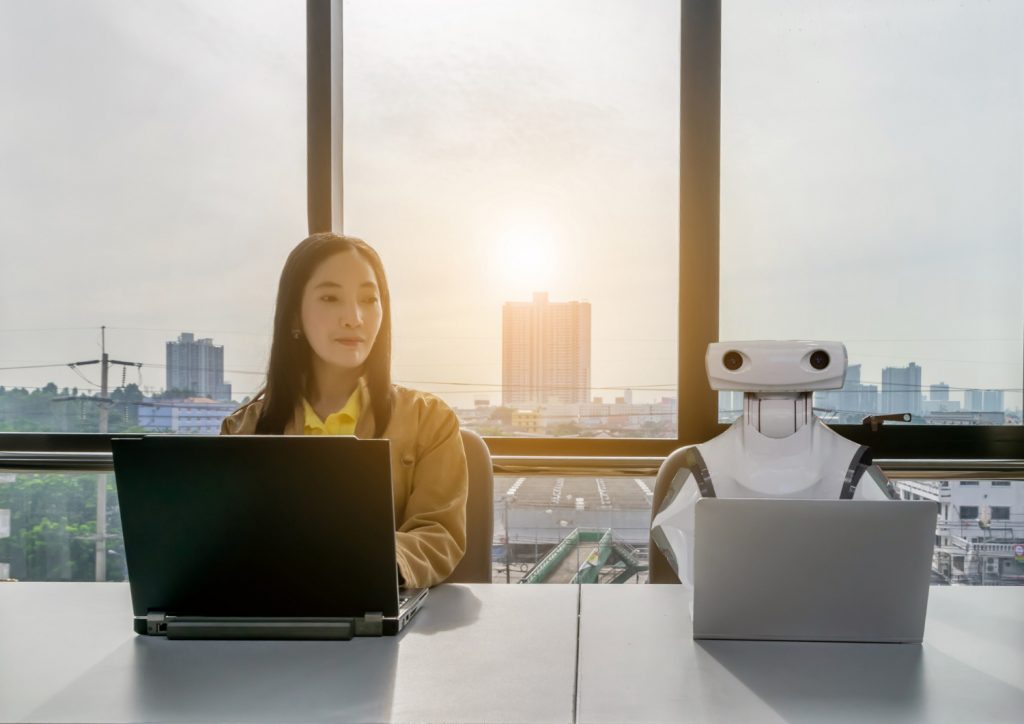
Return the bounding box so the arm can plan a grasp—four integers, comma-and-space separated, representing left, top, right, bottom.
111, 435, 427, 640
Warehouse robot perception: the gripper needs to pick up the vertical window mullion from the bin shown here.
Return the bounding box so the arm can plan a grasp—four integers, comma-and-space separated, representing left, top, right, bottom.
678, 0, 722, 446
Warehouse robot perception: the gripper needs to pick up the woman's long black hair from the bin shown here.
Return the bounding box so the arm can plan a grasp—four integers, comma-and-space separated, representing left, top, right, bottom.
252, 232, 393, 436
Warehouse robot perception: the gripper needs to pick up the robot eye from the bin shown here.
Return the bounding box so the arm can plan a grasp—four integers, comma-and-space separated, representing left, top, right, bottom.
722, 351, 743, 371
809, 350, 830, 370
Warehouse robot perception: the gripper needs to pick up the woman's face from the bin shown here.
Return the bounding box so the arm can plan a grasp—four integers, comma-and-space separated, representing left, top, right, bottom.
299, 250, 383, 374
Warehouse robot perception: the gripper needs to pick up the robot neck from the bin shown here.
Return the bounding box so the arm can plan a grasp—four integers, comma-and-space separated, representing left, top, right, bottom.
743, 392, 814, 439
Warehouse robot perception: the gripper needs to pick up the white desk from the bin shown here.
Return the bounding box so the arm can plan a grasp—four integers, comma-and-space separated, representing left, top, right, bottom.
0, 583, 579, 723
3, 584, 1023, 723
577, 585, 1024, 724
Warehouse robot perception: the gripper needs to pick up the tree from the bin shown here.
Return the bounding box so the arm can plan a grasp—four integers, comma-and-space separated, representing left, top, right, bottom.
489, 406, 514, 425
0, 472, 126, 581
548, 422, 583, 437
153, 388, 197, 400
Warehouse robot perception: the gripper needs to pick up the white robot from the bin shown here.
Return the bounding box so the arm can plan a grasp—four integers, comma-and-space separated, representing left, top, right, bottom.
651, 340, 896, 587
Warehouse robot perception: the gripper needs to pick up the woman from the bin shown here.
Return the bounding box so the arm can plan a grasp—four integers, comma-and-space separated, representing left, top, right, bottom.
221, 232, 468, 588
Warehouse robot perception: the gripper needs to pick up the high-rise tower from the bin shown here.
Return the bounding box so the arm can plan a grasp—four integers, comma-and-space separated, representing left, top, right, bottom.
502, 292, 591, 407
166, 332, 232, 400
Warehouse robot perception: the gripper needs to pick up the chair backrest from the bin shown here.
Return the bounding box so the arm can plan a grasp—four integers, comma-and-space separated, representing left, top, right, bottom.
647, 446, 689, 584
446, 429, 494, 583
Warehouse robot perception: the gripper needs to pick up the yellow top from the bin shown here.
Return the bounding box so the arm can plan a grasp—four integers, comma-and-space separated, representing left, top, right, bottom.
302, 389, 361, 435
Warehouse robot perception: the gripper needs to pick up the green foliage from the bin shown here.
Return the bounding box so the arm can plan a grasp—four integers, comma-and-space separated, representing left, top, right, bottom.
547, 422, 584, 437
472, 425, 504, 436
0, 383, 145, 433
151, 388, 197, 400
0, 472, 126, 581
488, 406, 514, 425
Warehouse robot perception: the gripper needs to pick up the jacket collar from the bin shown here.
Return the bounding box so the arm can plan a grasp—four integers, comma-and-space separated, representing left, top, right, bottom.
284, 377, 376, 437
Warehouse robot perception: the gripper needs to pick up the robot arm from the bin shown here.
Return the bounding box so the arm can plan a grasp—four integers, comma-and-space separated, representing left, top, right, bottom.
854, 464, 898, 501
650, 443, 722, 586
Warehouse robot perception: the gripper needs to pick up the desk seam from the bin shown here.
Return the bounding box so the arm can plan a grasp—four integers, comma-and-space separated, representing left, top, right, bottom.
572, 582, 581, 724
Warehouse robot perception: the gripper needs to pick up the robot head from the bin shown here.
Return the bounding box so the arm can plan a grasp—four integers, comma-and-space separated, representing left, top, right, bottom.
706, 341, 847, 393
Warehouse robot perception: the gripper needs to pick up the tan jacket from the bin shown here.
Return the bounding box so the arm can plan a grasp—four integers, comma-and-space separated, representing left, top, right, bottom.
220, 383, 468, 588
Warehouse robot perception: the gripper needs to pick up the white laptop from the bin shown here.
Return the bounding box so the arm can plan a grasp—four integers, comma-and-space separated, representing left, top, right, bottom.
692, 498, 935, 643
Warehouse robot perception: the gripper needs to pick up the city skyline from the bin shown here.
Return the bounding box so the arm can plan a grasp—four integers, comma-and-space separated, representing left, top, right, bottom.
2, 327, 1019, 420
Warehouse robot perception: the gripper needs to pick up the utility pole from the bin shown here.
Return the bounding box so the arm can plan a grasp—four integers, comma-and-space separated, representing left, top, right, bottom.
52, 326, 142, 581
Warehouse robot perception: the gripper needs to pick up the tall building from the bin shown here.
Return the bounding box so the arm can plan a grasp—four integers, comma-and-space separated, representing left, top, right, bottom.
881, 362, 922, 417
166, 333, 232, 401
983, 389, 1004, 413
814, 364, 879, 422
964, 389, 982, 411
965, 388, 1004, 413
930, 383, 950, 402
502, 292, 591, 407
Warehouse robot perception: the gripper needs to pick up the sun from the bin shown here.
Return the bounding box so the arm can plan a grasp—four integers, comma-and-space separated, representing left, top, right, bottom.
489, 230, 559, 297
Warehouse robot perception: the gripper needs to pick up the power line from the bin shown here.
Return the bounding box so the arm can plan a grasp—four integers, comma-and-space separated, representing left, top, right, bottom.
0, 363, 71, 371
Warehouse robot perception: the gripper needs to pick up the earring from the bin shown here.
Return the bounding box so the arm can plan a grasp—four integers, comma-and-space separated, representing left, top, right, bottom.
291, 328, 301, 340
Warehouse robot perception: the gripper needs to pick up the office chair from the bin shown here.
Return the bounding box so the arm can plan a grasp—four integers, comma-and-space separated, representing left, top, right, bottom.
446, 428, 495, 583
648, 446, 686, 584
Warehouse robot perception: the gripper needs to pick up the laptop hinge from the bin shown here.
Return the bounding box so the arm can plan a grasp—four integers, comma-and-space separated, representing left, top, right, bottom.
146, 611, 168, 635
354, 612, 384, 637
142, 612, 386, 639
163, 616, 358, 640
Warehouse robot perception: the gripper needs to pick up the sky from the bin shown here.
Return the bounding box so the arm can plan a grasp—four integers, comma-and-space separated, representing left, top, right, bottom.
0, 0, 1021, 414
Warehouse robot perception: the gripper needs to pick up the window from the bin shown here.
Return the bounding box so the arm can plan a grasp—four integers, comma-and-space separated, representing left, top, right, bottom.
961, 481, 979, 487
990, 506, 1010, 521
2, 1, 1022, 589
959, 506, 979, 521
0, 3, 306, 434
992, 481, 1011, 487
0, 472, 124, 582
495, 473, 654, 583
719, 0, 1022, 426
343, 0, 681, 439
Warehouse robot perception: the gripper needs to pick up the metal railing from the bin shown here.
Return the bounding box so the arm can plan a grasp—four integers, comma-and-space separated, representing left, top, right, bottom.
2, 448, 1024, 479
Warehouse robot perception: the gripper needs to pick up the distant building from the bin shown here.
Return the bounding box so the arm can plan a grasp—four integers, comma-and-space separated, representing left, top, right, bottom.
502, 292, 591, 407
166, 332, 232, 401
881, 362, 922, 417
511, 409, 541, 435
930, 382, 950, 402
545, 397, 677, 430
137, 397, 237, 434
984, 389, 1005, 412
964, 389, 1004, 413
922, 399, 961, 414
814, 364, 879, 422
893, 478, 1024, 584
924, 411, 1003, 426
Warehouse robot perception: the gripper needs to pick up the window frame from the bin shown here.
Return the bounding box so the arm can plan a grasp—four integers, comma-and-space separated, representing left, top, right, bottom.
0, 0, 1020, 463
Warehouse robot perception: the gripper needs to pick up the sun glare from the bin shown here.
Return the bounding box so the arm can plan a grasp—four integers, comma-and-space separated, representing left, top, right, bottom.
490, 231, 559, 297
